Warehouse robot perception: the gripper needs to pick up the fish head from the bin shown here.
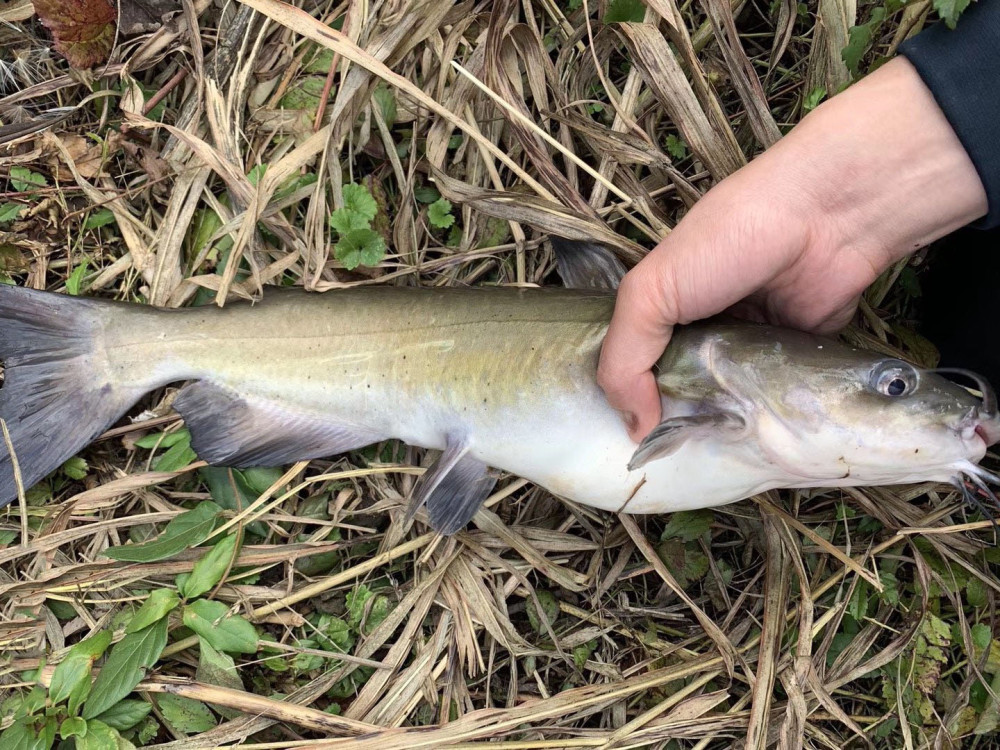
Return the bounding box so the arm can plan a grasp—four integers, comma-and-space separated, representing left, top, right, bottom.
656, 325, 1000, 493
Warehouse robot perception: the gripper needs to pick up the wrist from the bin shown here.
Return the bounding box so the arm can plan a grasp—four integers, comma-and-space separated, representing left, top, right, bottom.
780, 57, 988, 267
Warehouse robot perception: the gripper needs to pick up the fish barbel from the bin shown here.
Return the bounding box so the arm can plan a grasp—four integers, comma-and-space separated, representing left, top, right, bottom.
0, 277, 997, 533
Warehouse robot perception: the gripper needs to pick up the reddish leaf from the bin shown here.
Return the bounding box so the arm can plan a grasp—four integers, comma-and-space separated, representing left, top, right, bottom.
33, 0, 117, 69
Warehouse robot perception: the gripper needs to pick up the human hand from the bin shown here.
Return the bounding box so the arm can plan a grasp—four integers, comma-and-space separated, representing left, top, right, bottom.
598, 57, 990, 441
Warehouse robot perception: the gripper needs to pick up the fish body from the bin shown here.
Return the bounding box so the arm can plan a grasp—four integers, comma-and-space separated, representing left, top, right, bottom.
0, 283, 997, 532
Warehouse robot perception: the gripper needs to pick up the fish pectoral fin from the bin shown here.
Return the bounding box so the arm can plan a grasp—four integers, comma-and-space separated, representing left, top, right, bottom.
550, 237, 627, 290
173, 380, 382, 467
405, 437, 497, 535
628, 412, 745, 471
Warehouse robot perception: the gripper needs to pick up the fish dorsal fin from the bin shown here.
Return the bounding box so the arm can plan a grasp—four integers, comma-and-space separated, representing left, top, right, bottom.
550, 237, 627, 290
405, 435, 497, 535
628, 412, 746, 471
173, 380, 382, 467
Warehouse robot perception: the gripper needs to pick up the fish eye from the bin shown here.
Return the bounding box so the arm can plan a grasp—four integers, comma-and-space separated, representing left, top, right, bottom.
871, 361, 918, 397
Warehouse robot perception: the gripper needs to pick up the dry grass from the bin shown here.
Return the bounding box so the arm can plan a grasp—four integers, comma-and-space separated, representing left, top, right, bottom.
2, 0, 999, 747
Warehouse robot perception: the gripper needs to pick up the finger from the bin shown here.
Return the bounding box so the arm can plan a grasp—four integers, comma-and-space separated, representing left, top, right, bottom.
598, 265, 675, 441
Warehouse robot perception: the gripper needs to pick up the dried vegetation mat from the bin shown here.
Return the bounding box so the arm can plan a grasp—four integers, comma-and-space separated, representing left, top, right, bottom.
1, 0, 998, 747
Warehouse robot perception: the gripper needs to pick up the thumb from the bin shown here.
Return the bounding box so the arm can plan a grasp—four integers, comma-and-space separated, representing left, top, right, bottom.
597, 265, 676, 441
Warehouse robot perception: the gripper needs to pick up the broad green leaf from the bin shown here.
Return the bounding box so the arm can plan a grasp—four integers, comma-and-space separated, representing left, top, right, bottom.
58, 717, 86, 740
427, 198, 454, 229
373, 85, 396, 126
78, 720, 135, 750
975, 671, 1000, 734
196, 638, 243, 718
181, 534, 238, 599
246, 164, 267, 186
526, 590, 560, 634
656, 539, 710, 588
0, 203, 23, 223
914, 612, 951, 695
198, 467, 276, 538
0, 530, 17, 546
157, 694, 216, 735
93, 700, 152, 731
934, 0, 971, 28
61, 456, 88, 480
126, 589, 179, 633
49, 631, 111, 713
0, 716, 50, 750
335, 228, 385, 270
183, 600, 258, 654
9, 167, 47, 193
413, 185, 440, 204
65, 261, 88, 296
104, 502, 222, 562
82, 619, 169, 719
966, 576, 989, 609
661, 509, 714, 542
573, 640, 597, 670
153, 431, 197, 472
842, 7, 886, 76
802, 87, 826, 113
83, 208, 115, 230
328, 208, 370, 236
605, 0, 646, 23
341, 183, 378, 221
664, 135, 688, 161
134, 428, 191, 450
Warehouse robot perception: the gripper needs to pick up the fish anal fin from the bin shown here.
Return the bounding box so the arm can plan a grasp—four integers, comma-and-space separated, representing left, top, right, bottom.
628, 412, 745, 471
550, 237, 627, 290
406, 436, 497, 535
173, 380, 381, 467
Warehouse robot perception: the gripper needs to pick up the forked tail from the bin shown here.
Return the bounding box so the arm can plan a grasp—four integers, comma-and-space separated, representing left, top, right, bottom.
0, 286, 139, 509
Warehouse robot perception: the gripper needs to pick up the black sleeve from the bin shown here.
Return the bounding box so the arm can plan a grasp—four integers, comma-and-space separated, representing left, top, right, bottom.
899, 0, 1000, 229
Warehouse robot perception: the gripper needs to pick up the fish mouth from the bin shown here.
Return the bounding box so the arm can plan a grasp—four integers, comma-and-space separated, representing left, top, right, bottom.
936, 368, 1000, 446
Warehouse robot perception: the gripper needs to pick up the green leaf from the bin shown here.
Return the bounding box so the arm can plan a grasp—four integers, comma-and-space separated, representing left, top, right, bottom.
65, 261, 88, 296
842, 7, 886, 76
312, 614, 353, 652
334, 228, 386, 270
9, 166, 47, 193
373, 85, 397, 127
78, 719, 135, 750
247, 164, 268, 186
157, 694, 216, 735
656, 539, 710, 588
60, 456, 88, 480
341, 183, 378, 222
0, 717, 51, 750
49, 631, 112, 714
181, 535, 238, 599
0, 530, 17, 546
104, 502, 222, 563
934, 0, 971, 28
83, 619, 168, 719
198, 467, 276, 538
93, 700, 152, 731
914, 612, 951, 695
966, 576, 988, 609
153, 431, 197, 472
183, 600, 258, 654
802, 87, 826, 113
328, 208, 371, 236
126, 589, 179, 633
59, 716, 87, 740
196, 638, 243, 718
134, 428, 191, 450
413, 185, 440, 204
427, 198, 455, 229
664, 134, 688, 161
83, 209, 116, 230
0, 203, 23, 223
572, 640, 597, 670
604, 0, 646, 22
526, 590, 560, 634
661, 509, 714, 542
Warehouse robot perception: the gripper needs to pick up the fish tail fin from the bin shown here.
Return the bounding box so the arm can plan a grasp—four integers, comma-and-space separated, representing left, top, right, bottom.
0, 286, 141, 509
